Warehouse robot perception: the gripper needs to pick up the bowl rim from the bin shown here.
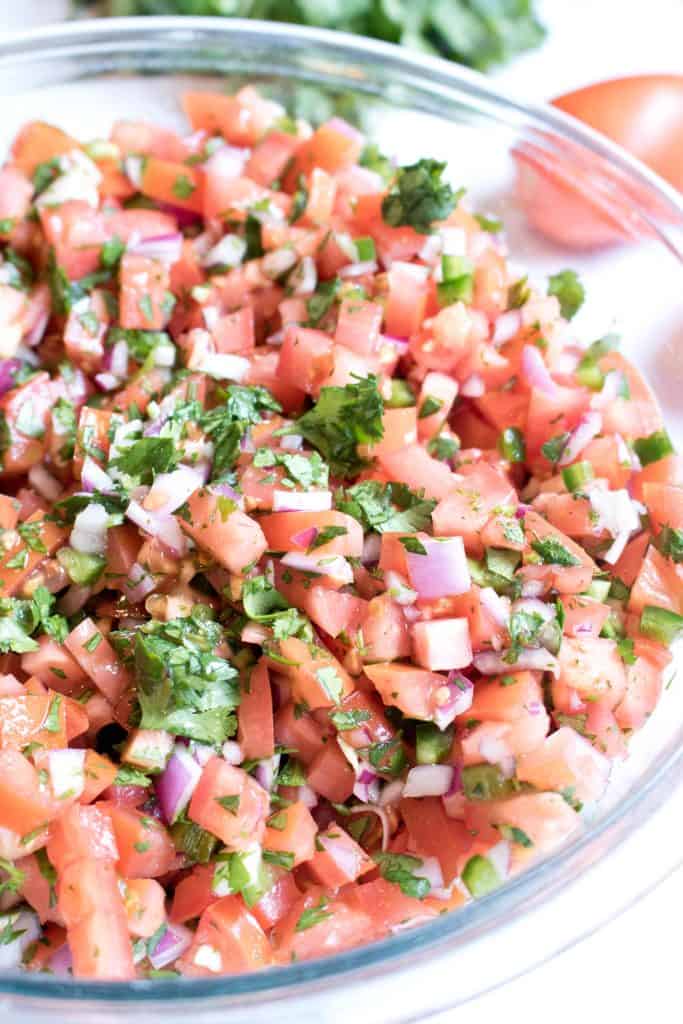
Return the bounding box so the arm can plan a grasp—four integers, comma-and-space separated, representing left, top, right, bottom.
0, 15, 681, 1007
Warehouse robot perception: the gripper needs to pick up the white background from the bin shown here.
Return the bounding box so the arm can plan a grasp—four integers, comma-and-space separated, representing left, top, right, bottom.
1, 2, 682, 1023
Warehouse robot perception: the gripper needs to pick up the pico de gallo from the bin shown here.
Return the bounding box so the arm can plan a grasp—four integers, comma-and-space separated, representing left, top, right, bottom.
0, 86, 680, 981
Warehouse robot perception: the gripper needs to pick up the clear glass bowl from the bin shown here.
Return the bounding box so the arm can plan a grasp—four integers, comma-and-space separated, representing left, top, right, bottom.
0, 17, 681, 1023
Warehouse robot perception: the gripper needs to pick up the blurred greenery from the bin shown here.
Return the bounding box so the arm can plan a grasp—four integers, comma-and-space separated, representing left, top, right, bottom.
78, 0, 546, 72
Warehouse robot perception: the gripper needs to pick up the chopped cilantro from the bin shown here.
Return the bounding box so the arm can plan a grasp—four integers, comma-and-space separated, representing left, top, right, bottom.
381, 159, 463, 234
336, 480, 435, 534
548, 269, 585, 320
294, 376, 384, 478
373, 853, 430, 899
530, 536, 580, 567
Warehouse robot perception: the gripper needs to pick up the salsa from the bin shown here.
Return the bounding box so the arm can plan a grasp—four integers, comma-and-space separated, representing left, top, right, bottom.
0, 86, 680, 980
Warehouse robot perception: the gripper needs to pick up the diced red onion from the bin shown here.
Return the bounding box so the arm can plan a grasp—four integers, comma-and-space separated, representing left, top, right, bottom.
352, 759, 380, 803
279, 432, 303, 451
148, 923, 193, 971
81, 455, 117, 495
221, 741, 243, 766
210, 481, 243, 505
296, 784, 318, 809
487, 840, 511, 881
202, 233, 247, 270
48, 942, 73, 976
272, 489, 332, 512
380, 334, 409, 355
125, 562, 157, 604
405, 536, 470, 599
155, 744, 202, 824
254, 754, 281, 792
348, 803, 390, 851
558, 411, 602, 466
204, 143, 249, 179
361, 533, 381, 565
193, 350, 250, 381
0, 359, 21, 395
511, 597, 555, 623
385, 569, 418, 606
339, 259, 378, 278
0, 910, 40, 969
109, 339, 129, 379
241, 622, 269, 645
71, 502, 109, 555
128, 233, 183, 265
522, 344, 558, 397
474, 647, 559, 675
413, 855, 444, 893
57, 584, 92, 616
189, 742, 215, 767
479, 587, 511, 627
145, 466, 203, 516
520, 577, 546, 598
378, 779, 405, 807
28, 464, 61, 502
126, 500, 187, 556
445, 672, 474, 714
403, 764, 454, 798
492, 310, 522, 345
47, 748, 85, 800
94, 372, 119, 392
280, 552, 353, 585
460, 373, 485, 398
290, 526, 318, 549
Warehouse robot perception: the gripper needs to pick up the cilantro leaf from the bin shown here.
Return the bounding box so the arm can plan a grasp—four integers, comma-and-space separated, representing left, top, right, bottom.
294, 376, 384, 477
548, 269, 585, 320
336, 479, 435, 533
373, 852, 430, 900
110, 437, 179, 483
382, 159, 463, 234
201, 385, 281, 480
530, 536, 580, 567
133, 607, 240, 744
295, 897, 333, 932
241, 576, 291, 622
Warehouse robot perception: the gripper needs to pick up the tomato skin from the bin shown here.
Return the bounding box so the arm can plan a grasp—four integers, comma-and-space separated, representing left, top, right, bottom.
58, 859, 135, 980
251, 868, 301, 931
237, 658, 275, 762
100, 802, 176, 879
189, 758, 270, 851
64, 618, 132, 705
0, 749, 57, 834
179, 895, 273, 975
271, 887, 373, 965
263, 801, 317, 867
552, 76, 683, 193
119, 253, 171, 330
122, 877, 167, 938
180, 489, 268, 576
170, 864, 219, 925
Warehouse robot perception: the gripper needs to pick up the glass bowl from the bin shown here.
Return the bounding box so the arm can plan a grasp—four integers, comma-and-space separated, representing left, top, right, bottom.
0, 16, 681, 1023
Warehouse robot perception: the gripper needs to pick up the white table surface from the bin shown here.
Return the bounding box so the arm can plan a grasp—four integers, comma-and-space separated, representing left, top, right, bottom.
1, 3, 682, 1023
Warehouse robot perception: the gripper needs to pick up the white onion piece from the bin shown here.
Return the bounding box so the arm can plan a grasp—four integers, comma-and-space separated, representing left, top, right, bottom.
279, 433, 303, 451
460, 373, 485, 397
558, 411, 602, 466
522, 344, 558, 397
126, 562, 156, 604
191, 350, 250, 382
413, 855, 444, 892
204, 143, 249, 180
405, 536, 470, 600
272, 489, 332, 512
479, 587, 511, 627
126, 500, 187, 556
155, 745, 202, 824
0, 910, 41, 969
280, 551, 353, 586
510, 597, 555, 623
148, 923, 193, 971
48, 748, 86, 800
262, 247, 298, 280
385, 569, 418, 606
588, 486, 643, 564
28, 464, 61, 502
339, 259, 378, 279
81, 455, 117, 495
486, 840, 511, 881
202, 233, 247, 270
296, 784, 318, 809
144, 466, 203, 516
94, 372, 119, 392
70, 501, 108, 555
124, 155, 144, 188
474, 648, 559, 676
190, 742, 215, 767
221, 741, 243, 766
403, 764, 454, 798
128, 233, 183, 265
492, 310, 522, 345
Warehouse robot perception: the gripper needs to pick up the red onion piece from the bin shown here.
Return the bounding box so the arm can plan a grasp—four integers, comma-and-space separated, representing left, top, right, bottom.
145, 466, 204, 516
479, 587, 511, 628
403, 764, 454, 798
339, 259, 378, 279
148, 923, 193, 970
405, 536, 470, 600
492, 310, 522, 345
48, 942, 73, 976
125, 562, 157, 604
362, 533, 381, 565
290, 526, 318, 548
558, 411, 602, 466
94, 371, 119, 392
128, 233, 183, 265
57, 584, 93, 616
0, 359, 21, 395
253, 754, 281, 792
28, 464, 62, 502
522, 344, 558, 397
126, 500, 187, 557
155, 745, 202, 824
221, 741, 243, 766
280, 552, 353, 585
272, 489, 332, 513
510, 597, 555, 623
81, 455, 117, 495
460, 373, 485, 397
347, 803, 390, 851
474, 647, 559, 676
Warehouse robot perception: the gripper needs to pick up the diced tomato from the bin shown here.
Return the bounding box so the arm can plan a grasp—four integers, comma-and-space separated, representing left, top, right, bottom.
170, 864, 218, 925
180, 489, 267, 576
308, 825, 374, 888
271, 887, 373, 964
64, 618, 132, 704
11, 121, 79, 176
306, 742, 356, 803
263, 800, 317, 867
237, 658, 275, 762
122, 877, 167, 938
250, 867, 301, 931
189, 758, 270, 851
180, 894, 273, 975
